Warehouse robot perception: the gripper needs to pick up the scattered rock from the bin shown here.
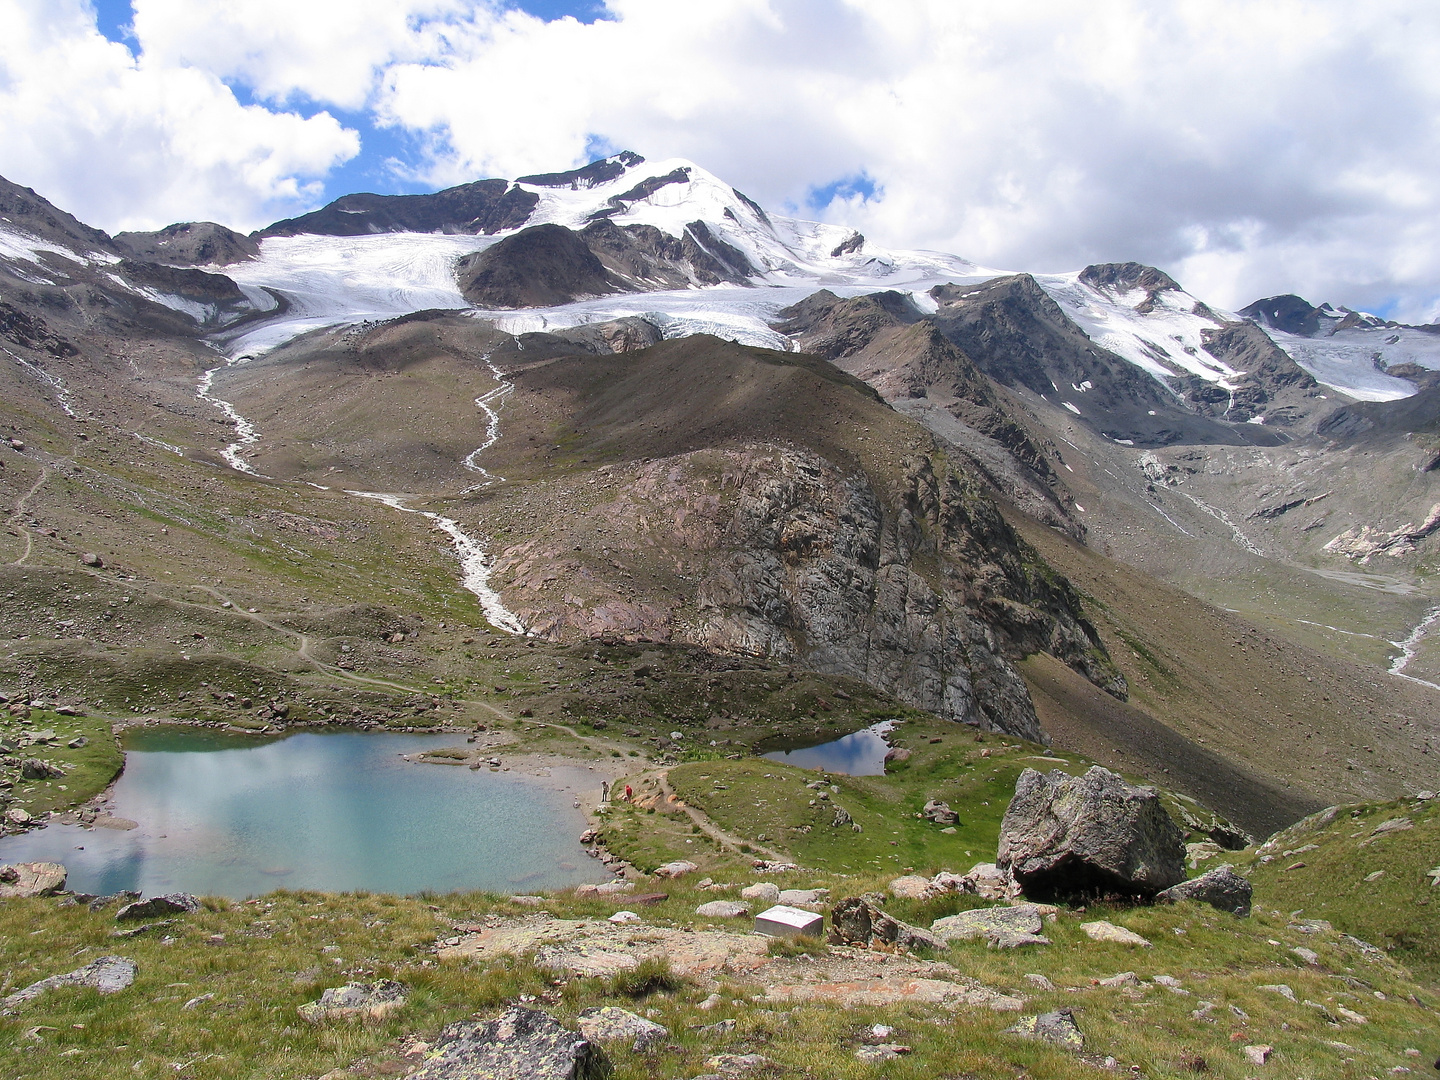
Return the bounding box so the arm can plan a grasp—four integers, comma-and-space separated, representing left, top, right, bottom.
1291, 946, 1319, 965
828, 896, 946, 952
1156, 864, 1253, 916
577, 1005, 668, 1052
66, 736, 88, 749
1259, 984, 1296, 1002
114, 893, 201, 921
1097, 971, 1140, 988
703, 1053, 772, 1075
856, 1044, 911, 1063
5, 808, 34, 826
653, 860, 698, 879
997, 766, 1185, 901
0, 861, 66, 898
696, 1018, 736, 1036
695, 900, 749, 919
20, 758, 63, 780
1243, 1044, 1273, 1066
739, 882, 780, 904
410, 1005, 611, 1079
777, 888, 828, 908
921, 799, 959, 825
1080, 921, 1151, 947
764, 976, 1022, 1011
931, 905, 1044, 945
79, 552, 103, 567
1371, 817, 1413, 836
1024, 973, 1055, 991
1006, 1008, 1084, 1050
698, 992, 723, 1011
3, 956, 137, 1010
575, 880, 634, 897
888, 875, 933, 900
298, 980, 408, 1023
511, 896, 546, 906
608, 911, 640, 924
958, 862, 1016, 900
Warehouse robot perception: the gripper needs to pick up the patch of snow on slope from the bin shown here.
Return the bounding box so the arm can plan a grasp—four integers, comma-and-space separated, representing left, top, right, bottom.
1259, 326, 1440, 402
1037, 272, 1239, 385
0, 223, 117, 267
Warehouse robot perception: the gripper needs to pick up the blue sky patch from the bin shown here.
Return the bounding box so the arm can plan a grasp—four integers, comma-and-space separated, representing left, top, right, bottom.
807, 172, 879, 212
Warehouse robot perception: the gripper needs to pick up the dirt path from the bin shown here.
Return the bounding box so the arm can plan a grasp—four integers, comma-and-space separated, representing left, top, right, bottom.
656, 769, 788, 862
6, 465, 51, 567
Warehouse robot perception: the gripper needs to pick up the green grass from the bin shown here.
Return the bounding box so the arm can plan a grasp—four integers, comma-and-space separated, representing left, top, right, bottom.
1, 878, 1437, 1080
1245, 794, 1440, 982
0, 709, 123, 815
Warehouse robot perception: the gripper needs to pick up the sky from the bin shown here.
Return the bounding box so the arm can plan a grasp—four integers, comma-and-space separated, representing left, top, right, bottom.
2, 0, 1439, 321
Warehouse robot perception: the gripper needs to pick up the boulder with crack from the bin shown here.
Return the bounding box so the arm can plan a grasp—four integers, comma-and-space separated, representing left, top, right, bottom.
828, 896, 946, 952
997, 766, 1185, 901
1006, 1008, 1085, 1050
0, 861, 66, 898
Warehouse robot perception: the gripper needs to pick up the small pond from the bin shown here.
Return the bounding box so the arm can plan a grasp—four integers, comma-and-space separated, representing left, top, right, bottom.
759, 721, 895, 776
0, 728, 610, 898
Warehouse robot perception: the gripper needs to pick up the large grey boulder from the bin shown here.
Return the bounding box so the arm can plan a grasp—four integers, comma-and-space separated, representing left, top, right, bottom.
411, 1005, 612, 1079
997, 767, 1185, 901
1156, 864, 1253, 916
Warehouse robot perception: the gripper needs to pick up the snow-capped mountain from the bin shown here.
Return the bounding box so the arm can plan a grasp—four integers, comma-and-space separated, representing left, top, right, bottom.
5, 150, 1439, 423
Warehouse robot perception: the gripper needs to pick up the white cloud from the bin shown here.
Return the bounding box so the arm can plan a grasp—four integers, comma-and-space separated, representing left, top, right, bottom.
0, 0, 358, 233
3, 0, 1440, 318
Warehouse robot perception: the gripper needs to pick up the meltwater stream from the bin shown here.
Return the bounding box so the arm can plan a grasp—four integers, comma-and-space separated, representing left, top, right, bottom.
0, 729, 606, 897
196, 343, 525, 633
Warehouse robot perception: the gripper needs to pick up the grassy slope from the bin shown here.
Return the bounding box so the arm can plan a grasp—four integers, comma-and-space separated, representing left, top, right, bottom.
1246, 794, 1440, 983
1, 878, 1437, 1080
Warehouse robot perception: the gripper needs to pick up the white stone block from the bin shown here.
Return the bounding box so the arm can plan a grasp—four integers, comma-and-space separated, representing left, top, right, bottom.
754, 904, 824, 938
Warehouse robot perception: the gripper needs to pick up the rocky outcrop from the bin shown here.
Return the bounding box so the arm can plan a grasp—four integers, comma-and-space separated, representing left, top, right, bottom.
576, 1005, 668, 1052
495, 444, 1124, 739
411, 1006, 612, 1080
997, 766, 1186, 901
1078, 263, 1181, 314
459, 224, 620, 308
115, 893, 200, 920
3, 955, 136, 1010
113, 222, 259, 266
258, 179, 538, 239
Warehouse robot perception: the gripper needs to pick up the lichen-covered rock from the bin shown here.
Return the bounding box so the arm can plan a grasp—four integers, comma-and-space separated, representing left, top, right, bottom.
828, 896, 946, 952
3, 955, 136, 1009
695, 900, 750, 919
20, 758, 63, 780
740, 882, 780, 904
298, 980, 407, 1023
411, 1005, 612, 1079
997, 767, 1185, 900
1156, 864, 1253, 916
577, 1005, 668, 1052
931, 905, 1044, 944
1005, 1008, 1084, 1050
115, 893, 201, 920
1080, 921, 1152, 947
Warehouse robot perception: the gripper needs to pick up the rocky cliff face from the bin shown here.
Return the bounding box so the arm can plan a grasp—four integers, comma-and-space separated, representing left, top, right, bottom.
490, 443, 1124, 741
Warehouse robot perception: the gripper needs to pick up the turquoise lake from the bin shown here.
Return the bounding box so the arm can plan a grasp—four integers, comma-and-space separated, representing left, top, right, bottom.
0, 728, 610, 898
